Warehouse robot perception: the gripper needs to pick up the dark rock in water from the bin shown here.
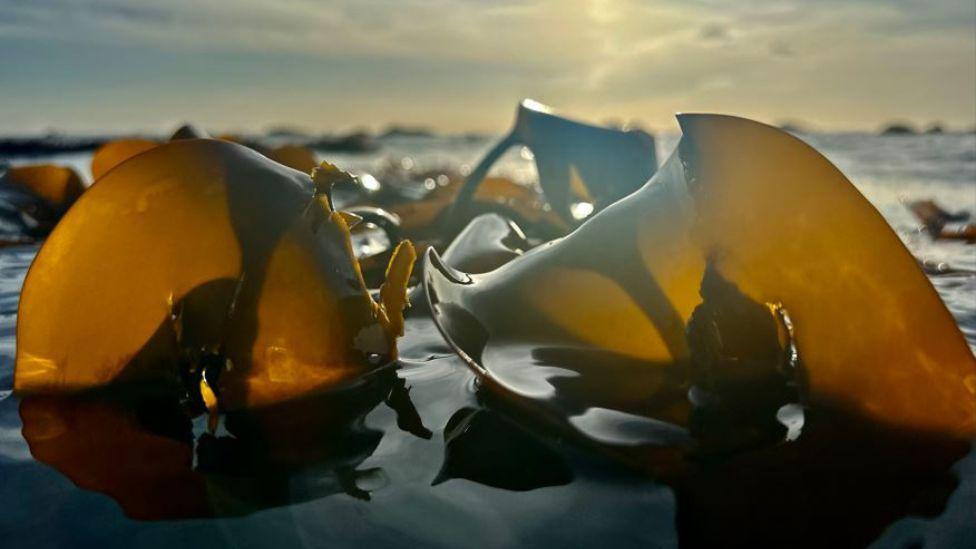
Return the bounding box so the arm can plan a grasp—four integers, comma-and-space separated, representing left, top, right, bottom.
880, 123, 917, 135
308, 131, 376, 152
924, 123, 945, 135
265, 126, 311, 139
380, 125, 435, 139
0, 135, 108, 156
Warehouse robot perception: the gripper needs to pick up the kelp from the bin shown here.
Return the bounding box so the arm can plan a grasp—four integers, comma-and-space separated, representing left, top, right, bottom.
91, 138, 159, 180
446, 99, 657, 230
0, 164, 86, 237
335, 99, 658, 241
15, 139, 414, 411
425, 114, 976, 447
0, 164, 85, 210
91, 130, 319, 181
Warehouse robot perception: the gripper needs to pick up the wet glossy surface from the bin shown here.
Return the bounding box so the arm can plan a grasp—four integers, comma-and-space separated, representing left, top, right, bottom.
1, 131, 975, 548
1, 254, 974, 547
14, 140, 408, 410
426, 116, 975, 446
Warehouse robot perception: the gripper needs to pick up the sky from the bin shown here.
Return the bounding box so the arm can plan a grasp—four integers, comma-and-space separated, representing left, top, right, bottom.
1, 0, 974, 134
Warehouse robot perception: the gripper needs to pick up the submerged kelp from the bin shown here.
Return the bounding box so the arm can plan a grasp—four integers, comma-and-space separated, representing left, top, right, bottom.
332, 100, 657, 243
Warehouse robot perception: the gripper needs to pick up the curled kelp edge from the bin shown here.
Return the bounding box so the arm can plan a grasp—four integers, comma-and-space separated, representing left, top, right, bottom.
424, 248, 694, 455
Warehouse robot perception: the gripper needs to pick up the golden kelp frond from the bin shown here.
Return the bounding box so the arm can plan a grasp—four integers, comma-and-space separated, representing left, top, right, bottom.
425, 114, 976, 442
90, 138, 160, 181
378, 240, 417, 340
269, 145, 319, 174
91, 126, 208, 181
92, 132, 317, 183
17, 140, 245, 393
1, 164, 85, 210
472, 177, 569, 230
218, 195, 395, 410
16, 139, 409, 410
380, 175, 567, 239
312, 161, 359, 195
219, 135, 319, 174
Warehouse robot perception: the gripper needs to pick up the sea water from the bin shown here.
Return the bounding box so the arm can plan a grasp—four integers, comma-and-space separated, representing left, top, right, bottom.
0, 133, 973, 548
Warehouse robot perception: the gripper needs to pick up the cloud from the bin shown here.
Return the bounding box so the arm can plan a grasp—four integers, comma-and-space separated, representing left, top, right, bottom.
0, 0, 972, 132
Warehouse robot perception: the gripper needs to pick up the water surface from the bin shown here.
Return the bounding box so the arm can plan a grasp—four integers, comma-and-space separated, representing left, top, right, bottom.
1, 133, 974, 548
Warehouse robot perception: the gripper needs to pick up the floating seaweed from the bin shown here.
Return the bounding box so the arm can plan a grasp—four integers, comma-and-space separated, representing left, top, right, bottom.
0, 163, 85, 237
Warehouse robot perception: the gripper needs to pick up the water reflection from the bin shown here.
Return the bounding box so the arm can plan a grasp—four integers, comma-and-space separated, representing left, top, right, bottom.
13, 350, 972, 546
670, 407, 969, 548
18, 369, 428, 519
442, 373, 969, 548
435, 407, 572, 491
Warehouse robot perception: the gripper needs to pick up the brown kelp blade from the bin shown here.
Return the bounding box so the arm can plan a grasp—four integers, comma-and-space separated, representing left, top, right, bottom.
425, 114, 976, 443
91, 130, 319, 184
268, 145, 319, 174
0, 164, 85, 210
90, 138, 159, 180
16, 139, 410, 410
